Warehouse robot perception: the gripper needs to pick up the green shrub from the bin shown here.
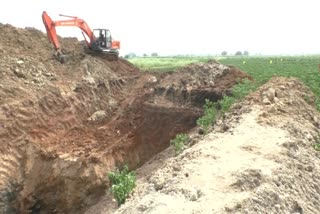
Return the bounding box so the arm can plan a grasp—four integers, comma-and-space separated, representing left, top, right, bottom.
197, 99, 217, 133
170, 133, 189, 155
314, 143, 320, 151
314, 134, 320, 151
219, 96, 236, 113
231, 79, 257, 100
108, 165, 136, 206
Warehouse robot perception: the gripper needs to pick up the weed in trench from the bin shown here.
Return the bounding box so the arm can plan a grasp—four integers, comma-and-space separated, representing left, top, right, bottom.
197, 99, 217, 133
108, 165, 136, 206
219, 95, 236, 114
303, 94, 312, 104
314, 134, 320, 151
197, 80, 256, 134
170, 133, 189, 155
314, 144, 320, 151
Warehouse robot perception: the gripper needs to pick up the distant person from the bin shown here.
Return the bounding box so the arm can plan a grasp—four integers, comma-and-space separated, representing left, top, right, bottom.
99, 31, 105, 47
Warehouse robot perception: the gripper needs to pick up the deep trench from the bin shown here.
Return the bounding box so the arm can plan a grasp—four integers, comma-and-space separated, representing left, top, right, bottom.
0, 85, 225, 214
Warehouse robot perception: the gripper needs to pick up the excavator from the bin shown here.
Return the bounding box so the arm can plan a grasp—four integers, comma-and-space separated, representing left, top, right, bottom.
42, 11, 120, 63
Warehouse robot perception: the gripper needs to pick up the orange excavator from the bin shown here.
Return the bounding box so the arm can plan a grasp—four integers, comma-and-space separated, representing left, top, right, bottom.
42, 11, 120, 63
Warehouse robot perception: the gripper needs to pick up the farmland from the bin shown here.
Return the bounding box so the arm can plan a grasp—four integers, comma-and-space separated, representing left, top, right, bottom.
129, 57, 212, 72
130, 56, 320, 111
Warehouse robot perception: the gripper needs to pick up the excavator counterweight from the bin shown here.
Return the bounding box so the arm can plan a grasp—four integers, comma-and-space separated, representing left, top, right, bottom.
42, 11, 120, 63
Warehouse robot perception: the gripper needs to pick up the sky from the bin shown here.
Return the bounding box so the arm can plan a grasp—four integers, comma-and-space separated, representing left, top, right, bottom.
1, 0, 320, 56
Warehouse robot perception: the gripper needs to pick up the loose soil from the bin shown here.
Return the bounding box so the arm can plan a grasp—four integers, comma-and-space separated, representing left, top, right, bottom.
0, 24, 251, 213
97, 77, 320, 214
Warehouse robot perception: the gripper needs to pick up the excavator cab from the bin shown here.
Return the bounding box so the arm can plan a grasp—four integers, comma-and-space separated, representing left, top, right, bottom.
93, 29, 112, 49
92, 29, 119, 56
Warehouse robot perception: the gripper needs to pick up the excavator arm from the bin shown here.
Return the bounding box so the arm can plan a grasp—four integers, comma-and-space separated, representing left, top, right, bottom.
42, 11, 95, 54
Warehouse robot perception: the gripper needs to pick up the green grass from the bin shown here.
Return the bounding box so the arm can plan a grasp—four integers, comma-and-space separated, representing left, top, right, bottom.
170, 133, 189, 155
314, 144, 320, 151
219, 56, 320, 111
314, 134, 320, 151
129, 56, 211, 72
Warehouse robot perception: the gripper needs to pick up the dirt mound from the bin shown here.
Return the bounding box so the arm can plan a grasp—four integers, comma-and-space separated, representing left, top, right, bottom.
247, 77, 319, 137
112, 77, 320, 214
0, 24, 251, 213
153, 61, 252, 108
172, 60, 253, 90
222, 77, 320, 213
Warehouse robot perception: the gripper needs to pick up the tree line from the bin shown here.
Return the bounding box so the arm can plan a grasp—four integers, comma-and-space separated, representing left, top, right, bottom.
221, 51, 249, 56
124, 51, 250, 58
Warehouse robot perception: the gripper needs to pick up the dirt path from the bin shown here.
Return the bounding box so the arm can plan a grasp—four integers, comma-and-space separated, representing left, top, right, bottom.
104, 107, 290, 213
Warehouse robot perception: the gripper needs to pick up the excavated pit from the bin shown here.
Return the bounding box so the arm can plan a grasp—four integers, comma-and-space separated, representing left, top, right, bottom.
0, 24, 253, 213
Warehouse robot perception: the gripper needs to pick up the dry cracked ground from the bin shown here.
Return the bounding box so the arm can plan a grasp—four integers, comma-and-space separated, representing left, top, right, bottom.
1, 23, 320, 214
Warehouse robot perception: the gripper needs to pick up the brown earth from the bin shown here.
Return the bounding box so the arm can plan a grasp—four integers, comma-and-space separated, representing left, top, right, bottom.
102, 77, 320, 214
0, 23, 251, 213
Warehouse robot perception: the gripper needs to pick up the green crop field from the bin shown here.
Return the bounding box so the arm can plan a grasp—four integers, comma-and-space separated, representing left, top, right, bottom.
129, 56, 320, 111
129, 57, 212, 72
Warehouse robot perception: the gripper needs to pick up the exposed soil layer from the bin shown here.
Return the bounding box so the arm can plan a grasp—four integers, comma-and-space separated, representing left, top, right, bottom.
111, 77, 320, 214
0, 24, 251, 213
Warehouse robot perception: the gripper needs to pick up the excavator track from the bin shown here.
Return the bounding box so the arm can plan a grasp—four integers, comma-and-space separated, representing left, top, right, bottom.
84, 48, 119, 61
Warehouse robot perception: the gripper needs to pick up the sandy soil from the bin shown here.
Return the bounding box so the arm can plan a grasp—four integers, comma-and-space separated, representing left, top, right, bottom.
87, 77, 320, 214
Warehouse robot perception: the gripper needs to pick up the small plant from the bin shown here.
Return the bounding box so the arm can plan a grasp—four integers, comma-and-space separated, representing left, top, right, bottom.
108, 165, 136, 206
232, 79, 256, 100
303, 95, 311, 104
197, 99, 217, 133
170, 133, 189, 155
314, 134, 320, 151
219, 96, 235, 113
314, 143, 320, 151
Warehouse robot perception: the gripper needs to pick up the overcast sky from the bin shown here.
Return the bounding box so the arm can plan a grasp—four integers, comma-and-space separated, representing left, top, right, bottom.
1, 0, 320, 56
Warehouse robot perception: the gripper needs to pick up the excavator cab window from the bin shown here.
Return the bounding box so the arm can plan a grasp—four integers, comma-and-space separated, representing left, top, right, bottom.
104, 30, 112, 48
93, 29, 112, 49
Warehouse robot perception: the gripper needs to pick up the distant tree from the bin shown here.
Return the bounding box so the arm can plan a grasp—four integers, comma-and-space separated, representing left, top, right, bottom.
243, 51, 249, 56
143, 53, 148, 57
235, 51, 242, 56
221, 51, 227, 56
129, 52, 137, 58
124, 52, 136, 59
151, 52, 158, 57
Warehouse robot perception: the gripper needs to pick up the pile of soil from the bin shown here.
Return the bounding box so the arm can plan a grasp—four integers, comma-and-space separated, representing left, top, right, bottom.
0, 24, 251, 213
108, 77, 320, 214
155, 60, 253, 107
